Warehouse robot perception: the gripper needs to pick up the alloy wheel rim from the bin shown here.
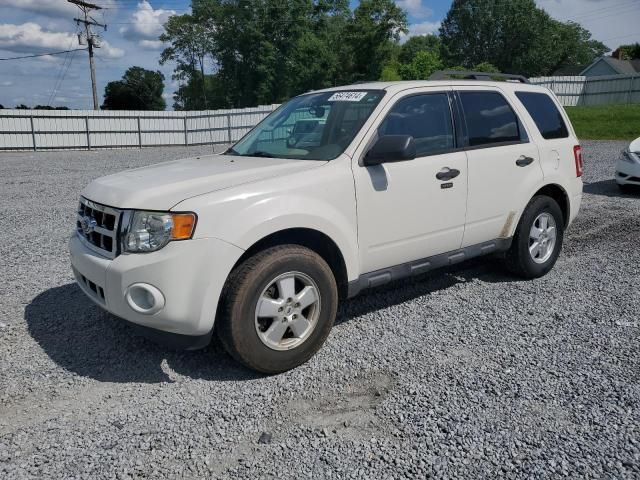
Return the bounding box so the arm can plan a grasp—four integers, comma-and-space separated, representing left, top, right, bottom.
529, 212, 557, 264
254, 271, 321, 351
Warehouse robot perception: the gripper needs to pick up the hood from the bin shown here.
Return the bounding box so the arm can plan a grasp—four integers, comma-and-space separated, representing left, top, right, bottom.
81, 154, 325, 210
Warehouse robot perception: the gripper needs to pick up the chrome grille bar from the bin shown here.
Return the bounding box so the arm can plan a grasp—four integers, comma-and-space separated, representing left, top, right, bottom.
76, 196, 121, 259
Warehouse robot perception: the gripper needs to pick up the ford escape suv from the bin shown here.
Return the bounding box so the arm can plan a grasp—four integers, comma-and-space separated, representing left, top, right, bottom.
70, 73, 583, 373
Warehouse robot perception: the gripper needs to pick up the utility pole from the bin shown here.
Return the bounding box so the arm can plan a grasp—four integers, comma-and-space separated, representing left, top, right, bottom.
68, 0, 106, 110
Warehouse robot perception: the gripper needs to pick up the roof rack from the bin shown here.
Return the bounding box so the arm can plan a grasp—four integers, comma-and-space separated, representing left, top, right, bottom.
429, 70, 530, 84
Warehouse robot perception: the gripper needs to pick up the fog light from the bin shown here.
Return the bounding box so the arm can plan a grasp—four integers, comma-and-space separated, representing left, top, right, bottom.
125, 283, 165, 315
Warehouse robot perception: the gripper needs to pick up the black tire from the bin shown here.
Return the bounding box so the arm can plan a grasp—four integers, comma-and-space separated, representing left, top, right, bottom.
217, 245, 338, 374
617, 183, 637, 194
505, 195, 564, 279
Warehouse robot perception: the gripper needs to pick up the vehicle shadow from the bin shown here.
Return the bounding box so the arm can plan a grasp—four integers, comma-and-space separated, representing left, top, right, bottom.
25, 259, 518, 384
24, 284, 261, 383
583, 179, 640, 198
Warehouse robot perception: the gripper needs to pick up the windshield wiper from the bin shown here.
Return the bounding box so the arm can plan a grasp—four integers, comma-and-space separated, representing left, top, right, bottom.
224, 147, 240, 155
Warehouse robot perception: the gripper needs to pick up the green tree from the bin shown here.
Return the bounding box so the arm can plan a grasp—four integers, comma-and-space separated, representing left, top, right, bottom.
398, 50, 443, 80
549, 21, 608, 73
616, 43, 640, 60
162, 0, 407, 107
380, 61, 402, 81
472, 62, 500, 73
160, 13, 215, 108
171, 74, 225, 111
440, 0, 606, 77
33, 105, 70, 110
398, 34, 440, 65
102, 67, 166, 111
15, 104, 29, 109
345, 0, 408, 82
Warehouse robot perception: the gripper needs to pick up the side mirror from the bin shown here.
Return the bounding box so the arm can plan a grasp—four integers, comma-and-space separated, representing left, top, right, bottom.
363, 135, 416, 166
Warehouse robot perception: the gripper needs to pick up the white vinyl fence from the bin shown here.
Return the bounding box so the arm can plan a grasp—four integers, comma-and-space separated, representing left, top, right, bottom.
0, 105, 279, 151
529, 73, 640, 106
1, 74, 638, 151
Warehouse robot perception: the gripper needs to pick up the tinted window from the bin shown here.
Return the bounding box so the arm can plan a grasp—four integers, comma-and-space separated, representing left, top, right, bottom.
515, 91, 569, 140
459, 92, 523, 147
379, 93, 454, 157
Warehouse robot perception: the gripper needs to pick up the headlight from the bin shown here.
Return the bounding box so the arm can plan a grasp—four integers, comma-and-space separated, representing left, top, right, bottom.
121, 210, 196, 253
622, 149, 640, 164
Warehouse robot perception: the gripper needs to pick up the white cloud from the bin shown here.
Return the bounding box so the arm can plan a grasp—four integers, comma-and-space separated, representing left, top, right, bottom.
0, 22, 124, 58
408, 20, 441, 37
0, 0, 76, 18
1, 80, 12, 86
120, 1, 176, 49
396, 0, 434, 19
140, 39, 164, 50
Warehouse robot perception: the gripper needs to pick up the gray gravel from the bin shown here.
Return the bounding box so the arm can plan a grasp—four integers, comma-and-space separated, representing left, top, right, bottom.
1, 141, 639, 479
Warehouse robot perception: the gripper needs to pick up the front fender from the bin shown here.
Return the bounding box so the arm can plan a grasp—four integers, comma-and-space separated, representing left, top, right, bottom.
173, 158, 360, 281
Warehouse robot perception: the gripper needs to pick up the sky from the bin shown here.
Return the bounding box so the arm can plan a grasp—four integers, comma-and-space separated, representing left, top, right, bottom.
0, 0, 638, 110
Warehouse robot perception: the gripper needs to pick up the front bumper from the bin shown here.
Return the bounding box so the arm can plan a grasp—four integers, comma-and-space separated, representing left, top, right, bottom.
69, 233, 244, 340
615, 157, 640, 186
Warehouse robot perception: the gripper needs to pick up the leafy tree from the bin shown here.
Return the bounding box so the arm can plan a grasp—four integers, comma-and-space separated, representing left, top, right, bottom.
549, 21, 608, 73
380, 61, 402, 81
102, 67, 166, 111
0, 104, 4, 109
164, 0, 404, 107
472, 62, 500, 73
616, 43, 640, 60
398, 34, 440, 65
345, 0, 408, 82
33, 105, 70, 110
440, 0, 606, 77
160, 14, 215, 108
172, 73, 224, 111
15, 104, 29, 109
398, 50, 443, 80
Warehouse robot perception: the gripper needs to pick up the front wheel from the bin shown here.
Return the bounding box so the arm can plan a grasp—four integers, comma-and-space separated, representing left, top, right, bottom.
505, 195, 564, 279
217, 245, 338, 374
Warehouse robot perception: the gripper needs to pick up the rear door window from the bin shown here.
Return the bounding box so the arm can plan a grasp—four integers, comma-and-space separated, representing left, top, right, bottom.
458, 91, 524, 147
515, 91, 569, 140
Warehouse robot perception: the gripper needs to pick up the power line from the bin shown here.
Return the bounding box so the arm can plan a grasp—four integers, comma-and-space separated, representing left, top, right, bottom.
48, 48, 80, 107
47, 35, 78, 106
0, 48, 87, 61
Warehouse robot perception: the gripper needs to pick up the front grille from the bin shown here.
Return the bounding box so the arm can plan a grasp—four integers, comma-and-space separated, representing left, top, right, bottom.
76, 197, 121, 259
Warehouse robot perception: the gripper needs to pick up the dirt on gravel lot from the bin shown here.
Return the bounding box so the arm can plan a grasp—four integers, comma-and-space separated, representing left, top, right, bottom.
0, 141, 639, 479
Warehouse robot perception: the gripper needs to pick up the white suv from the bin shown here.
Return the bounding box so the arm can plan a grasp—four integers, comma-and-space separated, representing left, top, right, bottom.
70, 77, 583, 373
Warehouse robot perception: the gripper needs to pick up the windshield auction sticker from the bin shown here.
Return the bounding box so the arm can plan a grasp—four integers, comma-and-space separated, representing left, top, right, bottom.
328, 91, 368, 102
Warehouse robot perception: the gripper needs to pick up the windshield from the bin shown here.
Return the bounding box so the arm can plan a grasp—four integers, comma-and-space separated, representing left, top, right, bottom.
229, 90, 385, 161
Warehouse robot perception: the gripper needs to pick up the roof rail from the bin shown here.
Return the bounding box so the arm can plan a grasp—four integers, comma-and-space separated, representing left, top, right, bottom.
430, 70, 530, 84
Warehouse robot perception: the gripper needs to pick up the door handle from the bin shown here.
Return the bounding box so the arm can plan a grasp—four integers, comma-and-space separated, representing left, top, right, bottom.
436, 167, 460, 181
516, 155, 534, 167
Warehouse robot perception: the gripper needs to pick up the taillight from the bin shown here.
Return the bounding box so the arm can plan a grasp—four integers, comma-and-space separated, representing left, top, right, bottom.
573, 145, 583, 177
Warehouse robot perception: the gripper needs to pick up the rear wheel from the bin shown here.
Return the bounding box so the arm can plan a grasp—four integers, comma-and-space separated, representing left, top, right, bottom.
505, 195, 564, 279
617, 183, 637, 194
217, 245, 338, 374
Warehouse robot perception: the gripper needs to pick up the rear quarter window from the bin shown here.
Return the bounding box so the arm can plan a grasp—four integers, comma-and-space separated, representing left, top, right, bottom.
515, 91, 569, 140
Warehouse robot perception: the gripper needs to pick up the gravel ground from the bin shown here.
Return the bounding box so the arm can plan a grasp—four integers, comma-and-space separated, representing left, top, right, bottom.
0, 141, 639, 479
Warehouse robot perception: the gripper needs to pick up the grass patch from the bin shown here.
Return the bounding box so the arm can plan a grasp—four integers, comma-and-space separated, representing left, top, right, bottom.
566, 105, 640, 140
